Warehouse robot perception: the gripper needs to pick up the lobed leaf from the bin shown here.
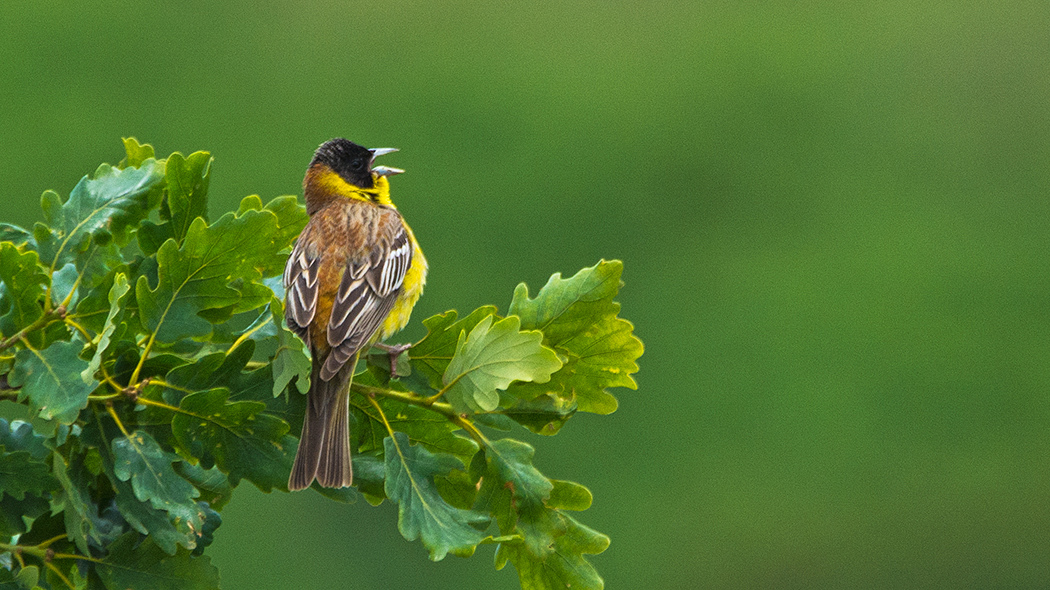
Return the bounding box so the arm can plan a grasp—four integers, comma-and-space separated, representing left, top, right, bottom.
442, 315, 562, 414
135, 208, 287, 343
0, 243, 49, 340
52, 452, 108, 555
351, 373, 478, 464
411, 306, 498, 391
9, 339, 97, 424
495, 513, 610, 590
266, 298, 311, 396
82, 272, 129, 381
96, 533, 221, 590
82, 420, 201, 554
112, 430, 206, 539
36, 160, 164, 279
476, 439, 609, 590
0, 450, 55, 501
170, 388, 296, 491
384, 432, 489, 561
508, 259, 643, 414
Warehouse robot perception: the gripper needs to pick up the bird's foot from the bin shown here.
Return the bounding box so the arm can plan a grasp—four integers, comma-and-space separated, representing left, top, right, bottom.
373, 342, 411, 377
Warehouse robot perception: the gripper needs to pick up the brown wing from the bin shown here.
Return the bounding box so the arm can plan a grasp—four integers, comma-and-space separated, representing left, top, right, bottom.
319, 225, 413, 381
284, 227, 320, 346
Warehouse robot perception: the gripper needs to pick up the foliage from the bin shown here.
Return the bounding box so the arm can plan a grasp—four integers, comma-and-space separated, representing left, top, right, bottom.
0, 140, 643, 590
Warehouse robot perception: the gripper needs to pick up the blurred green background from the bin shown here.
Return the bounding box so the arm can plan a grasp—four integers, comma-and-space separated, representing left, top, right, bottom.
2, 1, 1048, 587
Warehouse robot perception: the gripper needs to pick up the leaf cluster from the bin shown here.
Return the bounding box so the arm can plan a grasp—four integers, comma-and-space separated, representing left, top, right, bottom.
0, 140, 642, 590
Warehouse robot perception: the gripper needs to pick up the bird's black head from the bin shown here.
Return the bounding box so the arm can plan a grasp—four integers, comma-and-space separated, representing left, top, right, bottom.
311, 138, 377, 189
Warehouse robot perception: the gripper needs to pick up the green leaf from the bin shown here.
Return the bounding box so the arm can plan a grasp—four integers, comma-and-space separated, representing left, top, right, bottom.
0, 494, 48, 537
351, 373, 478, 464
112, 430, 205, 538
477, 439, 609, 590
508, 259, 643, 414
410, 306, 499, 391
80, 418, 199, 555
50, 262, 80, 309
165, 151, 212, 242
96, 533, 220, 590
0, 243, 49, 339
13, 564, 39, 589
0, 450, 55, 501
549, 479, 593, 511
170, 388, 295, 491
52, 452, 107, 555
474, 439, 551, 540
495, 515, 610, 590
42, 160, 164, 268
10, 339, 97, 424
442, 315, 562, 414
499, 390, 578, 436
135, 208, 288, 343
82, 272, 129, 381
0, 418, 50, 460
156, 343, 301, 426
120, 137, 156, 168
0, 224, 33, 248
176, 462, 235, 511
267, 298, 310, 396
384, 432, 488, 560
236, 195, 309, 275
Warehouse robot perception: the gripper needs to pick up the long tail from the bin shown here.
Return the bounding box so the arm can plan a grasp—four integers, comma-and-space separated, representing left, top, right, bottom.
288, 352, 356, 490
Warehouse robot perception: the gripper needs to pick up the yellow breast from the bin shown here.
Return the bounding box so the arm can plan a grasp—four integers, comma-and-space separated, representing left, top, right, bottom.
380, 220, 427, 339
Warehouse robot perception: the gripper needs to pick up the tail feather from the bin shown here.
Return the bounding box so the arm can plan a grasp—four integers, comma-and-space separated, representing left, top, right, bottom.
289, 354, 356, 490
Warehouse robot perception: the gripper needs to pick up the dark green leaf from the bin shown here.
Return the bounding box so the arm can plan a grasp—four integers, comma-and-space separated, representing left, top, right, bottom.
170, 388, 295, 491
236, 195, 308, 275
384, 432, 488, 560
191, 503, 222, 557
96, 533, 220, 590
43, 160, 164, 270
83, 418, 199, 555
475, 439, 551, 539
351, 373, 478, 464
52, 453, 107, 555
0, 450, 55, 501
175, 463, 235, 511
0, 494, 48, 537
350, 453, 387, 504
0, 224, 33, 248
10, 339, 97, 424
0, 418, 49, 460
112, 430, 205, 539
165, 151, 212, 243
135, 209, 286, 343
500, 390, 578, 436
475, 439, 609, 590
443, 315, 561, 414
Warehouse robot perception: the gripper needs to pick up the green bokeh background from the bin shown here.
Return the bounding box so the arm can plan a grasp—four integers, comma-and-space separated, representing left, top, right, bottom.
3, 2, 1048, 588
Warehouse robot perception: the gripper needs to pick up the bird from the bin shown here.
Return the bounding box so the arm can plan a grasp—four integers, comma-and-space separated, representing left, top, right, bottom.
283, 138, 427, 490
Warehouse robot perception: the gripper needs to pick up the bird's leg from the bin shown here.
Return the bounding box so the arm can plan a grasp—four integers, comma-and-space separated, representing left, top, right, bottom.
373, 342, 412, 377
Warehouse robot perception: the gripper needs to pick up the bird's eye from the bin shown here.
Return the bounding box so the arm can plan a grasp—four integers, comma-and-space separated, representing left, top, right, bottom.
350, 158, 364, 171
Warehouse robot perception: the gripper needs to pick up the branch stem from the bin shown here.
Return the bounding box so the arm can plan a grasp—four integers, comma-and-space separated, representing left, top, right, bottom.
351, 382, 456, 418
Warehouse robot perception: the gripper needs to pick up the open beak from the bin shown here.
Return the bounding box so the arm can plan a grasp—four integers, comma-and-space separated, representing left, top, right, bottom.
370, 147, 404, 176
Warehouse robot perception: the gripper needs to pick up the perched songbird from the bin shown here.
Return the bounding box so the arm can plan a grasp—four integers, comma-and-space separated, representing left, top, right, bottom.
284, 138, 427, 490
